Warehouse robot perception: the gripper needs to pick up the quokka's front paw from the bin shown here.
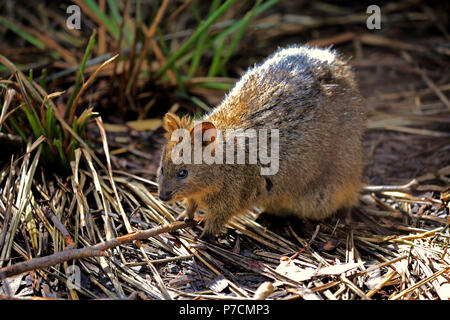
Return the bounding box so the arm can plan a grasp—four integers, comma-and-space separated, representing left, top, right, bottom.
176, 210, 194, 222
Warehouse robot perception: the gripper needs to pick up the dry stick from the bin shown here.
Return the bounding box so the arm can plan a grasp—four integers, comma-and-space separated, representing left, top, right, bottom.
362, 179, 418, 193
1, 17, 77, 64
68, 54, 118, 124
339, 274, 371, 300
125, 254, 193, 267
130, 0, 171, 94
289, 225, 320, 261
0, 89, 16, 129
193, 249, 249, 298
390, 267, 450, 300
98, 0, 106, 55
95, 117, 133, 233
112, 0, 128, 81
0, 294, 64, 301
0, 218, 199, 279
417, 69, 450, 109
364, 208, 448, 225
0, 158, 15, 255
379, 83, 450, 101
167, 0, 193, 22
42, 206, 75, 249
138, 245, 171, 300
367, 270, 398, 298
149, 37, 176, 85
359, 33, 428, 54
311, 255, 408, 293
307, 32, 357, 47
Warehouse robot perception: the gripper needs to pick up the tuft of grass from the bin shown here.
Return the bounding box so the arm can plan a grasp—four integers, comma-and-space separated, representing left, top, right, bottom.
0, 0, 278, 172
65, 30, 97, 119
0, 33, 109, 172
153, 0, 240, 80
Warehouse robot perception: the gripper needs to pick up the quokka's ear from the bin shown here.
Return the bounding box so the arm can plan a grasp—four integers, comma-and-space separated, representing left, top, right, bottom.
190, 121, 216, 147
163, 113, 181, 137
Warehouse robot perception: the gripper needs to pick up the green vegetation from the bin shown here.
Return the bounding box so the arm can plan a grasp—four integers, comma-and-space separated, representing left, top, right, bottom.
0, 0, 277, 171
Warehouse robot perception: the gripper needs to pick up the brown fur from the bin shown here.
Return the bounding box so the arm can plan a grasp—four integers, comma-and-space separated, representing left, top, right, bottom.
156, 45, 366, 237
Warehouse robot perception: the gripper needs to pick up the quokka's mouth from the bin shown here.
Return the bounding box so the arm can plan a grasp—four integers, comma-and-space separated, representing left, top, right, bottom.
158, 192, 174, 202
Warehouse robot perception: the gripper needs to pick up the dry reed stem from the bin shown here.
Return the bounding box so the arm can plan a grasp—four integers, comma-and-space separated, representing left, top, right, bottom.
68, 54, 118, 124
0, 218, 199, 279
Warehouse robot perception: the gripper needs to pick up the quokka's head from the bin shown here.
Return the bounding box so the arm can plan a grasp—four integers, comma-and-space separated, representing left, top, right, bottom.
157, 113, 218, 202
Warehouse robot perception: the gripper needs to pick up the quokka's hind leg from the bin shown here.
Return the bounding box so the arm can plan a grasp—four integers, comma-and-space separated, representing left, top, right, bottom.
293, 179, 361, 221
199, 209, 232, 239
335, 206, 353, 226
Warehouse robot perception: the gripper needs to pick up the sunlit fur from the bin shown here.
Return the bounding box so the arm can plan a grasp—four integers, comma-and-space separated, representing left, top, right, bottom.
157, 45, 366, 237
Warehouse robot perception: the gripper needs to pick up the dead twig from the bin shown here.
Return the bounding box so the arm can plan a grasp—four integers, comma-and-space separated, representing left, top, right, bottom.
362, 179, 418, 193
0, 218, 199, 279
42, 205, 75, 249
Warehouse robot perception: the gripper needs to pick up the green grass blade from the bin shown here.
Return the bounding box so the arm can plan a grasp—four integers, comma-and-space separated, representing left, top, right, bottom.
207, 37, 226, 77
65, 30, 97, 119
45, 103, 56, 141
16, 74, 45, 136
194, 82, 233, 91
189, 1, 203, 24
78, 113, 95, 136
0, 17, 45, 49
39, 68, 47, 91
187, 31, 209, 78
53, 138, 70, 169
188, 0, 222, 78
191, 96, 211, 112
83, 0, 120, 38
154, 0, 238, 80
28, 69, 33, 86
176, 91, 211, 112
22, 106, 41, 139
219, 0, 263, 75
157, 29, 186, 92
107, 0, 122, 26
7, 118, 27, 141
136, 0, 141, 25
212, 0, 278, 44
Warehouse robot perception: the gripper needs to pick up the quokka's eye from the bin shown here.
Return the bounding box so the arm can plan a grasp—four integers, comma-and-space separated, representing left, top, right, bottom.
176, 169, 188, 179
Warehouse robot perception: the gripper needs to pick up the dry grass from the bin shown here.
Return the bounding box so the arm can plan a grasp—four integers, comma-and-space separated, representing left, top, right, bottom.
0, 0, 449, 300
0, 144, 448, 299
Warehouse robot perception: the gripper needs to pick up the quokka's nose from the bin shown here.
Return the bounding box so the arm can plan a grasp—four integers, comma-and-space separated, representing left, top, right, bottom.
158, 192, 172, 202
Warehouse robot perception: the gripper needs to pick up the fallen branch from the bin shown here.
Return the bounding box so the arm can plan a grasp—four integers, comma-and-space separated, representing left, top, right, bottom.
362, 179, 418, 193
0, 218, 199, 280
